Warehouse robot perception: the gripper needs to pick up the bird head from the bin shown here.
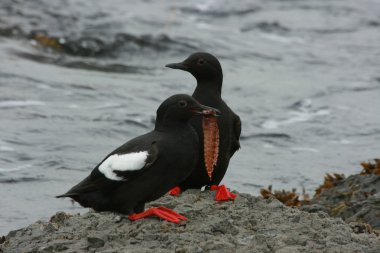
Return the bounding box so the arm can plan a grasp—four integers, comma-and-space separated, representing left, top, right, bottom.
155, 94, 220, 127
166, 52, 223, 83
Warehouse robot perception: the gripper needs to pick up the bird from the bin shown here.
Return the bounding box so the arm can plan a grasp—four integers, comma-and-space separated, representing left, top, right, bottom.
166, 52, 241, 201
57, 94, 220, 223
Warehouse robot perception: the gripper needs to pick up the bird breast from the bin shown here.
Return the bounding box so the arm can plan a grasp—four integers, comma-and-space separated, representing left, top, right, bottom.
202, 116, 219, 180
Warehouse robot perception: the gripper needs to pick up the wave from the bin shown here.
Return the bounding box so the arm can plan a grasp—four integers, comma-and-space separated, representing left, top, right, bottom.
118, 119, 151, 129
241, 22, 290, 33
261, 109, 330, 130
29, 32, 198, 57
10, 50, 152, 74
290, 147, 320, 153
0, 146, 14, 152
2, 27, 199, 57
311, 82, 380, 99
0, 164, 31, 172
179, 4, 259, 17
240, 133, 291, 140
262, 99, 330, 130
5, 29, 200, 73
0, 176, 46, 184
0, 100, 45, 108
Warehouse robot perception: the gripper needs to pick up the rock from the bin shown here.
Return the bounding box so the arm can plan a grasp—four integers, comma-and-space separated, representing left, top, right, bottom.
1, 190, 379, 253
308, 173, 380, 229
87, 236, 105, 248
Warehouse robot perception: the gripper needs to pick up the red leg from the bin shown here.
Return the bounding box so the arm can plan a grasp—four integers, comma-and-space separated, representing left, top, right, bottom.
168, 186, 182, 196
157, 206, 187, 221
210, 184, 237, 201
128, 206, 187, 223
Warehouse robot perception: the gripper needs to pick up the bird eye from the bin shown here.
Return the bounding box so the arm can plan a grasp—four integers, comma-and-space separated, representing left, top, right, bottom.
197, 59, 205, 65
178, 100, 187, 108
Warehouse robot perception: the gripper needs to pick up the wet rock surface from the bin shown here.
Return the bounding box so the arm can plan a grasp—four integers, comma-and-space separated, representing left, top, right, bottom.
1, 190, 379, 253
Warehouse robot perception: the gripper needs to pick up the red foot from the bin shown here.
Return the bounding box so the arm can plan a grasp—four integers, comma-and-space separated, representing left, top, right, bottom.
210, 185, 237, 201
168, 186, 182, 196
128, 206, 187, 224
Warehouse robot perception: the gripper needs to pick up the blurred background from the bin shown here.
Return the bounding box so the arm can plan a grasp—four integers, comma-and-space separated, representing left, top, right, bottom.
0, 0, 379, 234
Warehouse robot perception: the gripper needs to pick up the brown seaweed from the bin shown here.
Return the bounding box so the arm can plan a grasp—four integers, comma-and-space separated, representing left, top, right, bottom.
360, 159, 380, 175
260, 185, 311, 207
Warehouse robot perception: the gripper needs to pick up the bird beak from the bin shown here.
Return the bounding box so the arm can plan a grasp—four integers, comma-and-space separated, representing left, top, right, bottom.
191, 104, 221, 116
165, 62, 188, 71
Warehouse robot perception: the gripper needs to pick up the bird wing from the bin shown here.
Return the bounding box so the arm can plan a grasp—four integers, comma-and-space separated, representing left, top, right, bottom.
231, 113, 241, 154
57, 142, 159, 197
113, 141, 159, 180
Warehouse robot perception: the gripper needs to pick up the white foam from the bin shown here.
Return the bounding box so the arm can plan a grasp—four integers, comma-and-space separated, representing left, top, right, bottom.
0, 100, 45, 108
99, 151, 148, 181
261, 120, 279, 130
37, 84, 51, 89
67, 104, 79, 109
330, 139, 352, 145
195, 0, 215, 11
196, 22, 213, 30
340, 139, 352, 144
263, 143, 274, 149
262, 109, 330, 129
0, 146, 14, 151
260, 33, 304, 44
0, 164, 31, 172
95, 103, 120, 109
291, 147, 320, 153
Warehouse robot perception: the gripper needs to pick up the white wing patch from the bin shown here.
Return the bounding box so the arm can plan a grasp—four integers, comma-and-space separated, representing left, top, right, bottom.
98, 151, 148, 181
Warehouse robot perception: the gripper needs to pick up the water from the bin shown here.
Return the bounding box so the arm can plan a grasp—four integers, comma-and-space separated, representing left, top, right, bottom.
1, 0, 380, 235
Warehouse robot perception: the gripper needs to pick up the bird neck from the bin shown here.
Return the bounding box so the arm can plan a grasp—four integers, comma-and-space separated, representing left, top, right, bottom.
193, 78, 222, 98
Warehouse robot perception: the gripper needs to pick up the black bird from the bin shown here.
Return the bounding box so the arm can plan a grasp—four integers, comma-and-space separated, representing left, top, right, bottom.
166, 52, 241, 201
57, 94, 219, 223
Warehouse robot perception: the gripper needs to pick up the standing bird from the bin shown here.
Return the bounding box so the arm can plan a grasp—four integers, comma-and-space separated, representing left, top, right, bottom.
57, 94, 219, 223
166, 52, 241, 201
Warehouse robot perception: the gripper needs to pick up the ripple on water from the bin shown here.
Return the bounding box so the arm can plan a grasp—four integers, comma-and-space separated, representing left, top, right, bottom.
240, 133, 292, 141
241, 21, 290, 33
0, 176, 46, 184
179, 3, 260, 17
118, 119, 150, 129
0, 146, 14, 152
10, 50, 152, 74
0, 100, 45, 108
0, 164, 31, 172
261, 102, 331, 130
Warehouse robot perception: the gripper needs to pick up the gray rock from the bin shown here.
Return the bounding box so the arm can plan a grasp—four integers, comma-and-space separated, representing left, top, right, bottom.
309, 174, 380, 229
1, 190, 379, 253
87, 236, 105, 248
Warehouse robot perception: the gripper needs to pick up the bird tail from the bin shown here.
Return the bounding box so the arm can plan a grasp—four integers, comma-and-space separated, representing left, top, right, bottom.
56, 190, 111, 212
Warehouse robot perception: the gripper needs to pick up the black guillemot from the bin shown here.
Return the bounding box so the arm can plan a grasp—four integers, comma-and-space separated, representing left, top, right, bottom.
57, 94, 219, 223
166, 52, 241, 201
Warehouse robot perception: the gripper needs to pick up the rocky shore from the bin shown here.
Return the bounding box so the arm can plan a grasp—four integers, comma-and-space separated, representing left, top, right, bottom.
302, 173, 380, 233
261, 159, 380, 235
1, 189, 379, 253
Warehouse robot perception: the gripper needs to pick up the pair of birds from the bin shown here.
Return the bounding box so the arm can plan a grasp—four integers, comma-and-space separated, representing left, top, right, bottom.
57, 52, 241, 223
